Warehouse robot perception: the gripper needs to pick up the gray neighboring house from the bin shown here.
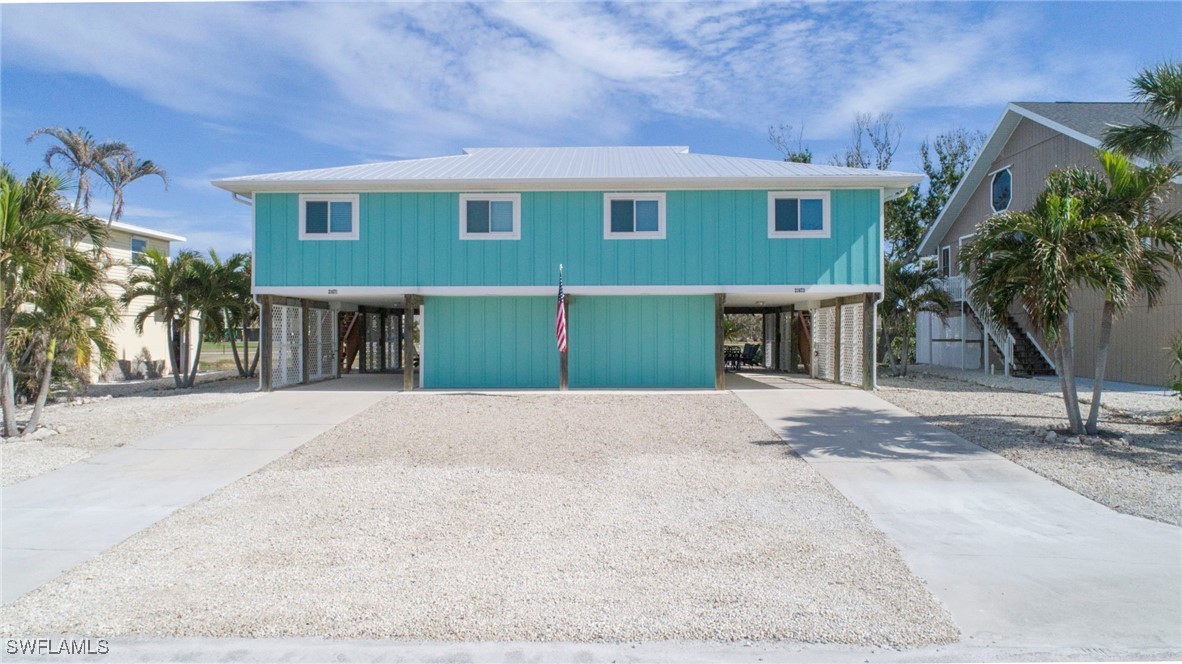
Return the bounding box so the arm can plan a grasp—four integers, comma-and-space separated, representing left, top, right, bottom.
917, 101, 1182, 387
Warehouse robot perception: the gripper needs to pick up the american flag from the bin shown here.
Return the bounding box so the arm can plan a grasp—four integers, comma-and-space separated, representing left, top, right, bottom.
556, 264, 568, 353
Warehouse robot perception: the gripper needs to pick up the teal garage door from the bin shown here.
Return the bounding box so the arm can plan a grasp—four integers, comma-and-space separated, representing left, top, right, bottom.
423, 296, 559, 389
569, 295, 714, 388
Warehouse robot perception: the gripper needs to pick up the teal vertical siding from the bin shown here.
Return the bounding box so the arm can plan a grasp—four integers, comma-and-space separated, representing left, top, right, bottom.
568, 295, 714, 388
423, 296, 558, 389
255, 189, 882, 288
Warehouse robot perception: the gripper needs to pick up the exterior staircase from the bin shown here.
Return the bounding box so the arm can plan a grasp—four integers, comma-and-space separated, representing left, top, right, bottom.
966, 307, 1056, 377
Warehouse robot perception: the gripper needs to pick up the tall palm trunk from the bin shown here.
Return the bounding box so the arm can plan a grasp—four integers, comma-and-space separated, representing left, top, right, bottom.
168, 319, 184, 389
242, 318, 254, 377
228, 311, 245, 377
24, 338, 56, 435
0, 334, 18, 437
1085, 300, 1116, 435
185, 316, 204, 388
1054, 327, 1084, 434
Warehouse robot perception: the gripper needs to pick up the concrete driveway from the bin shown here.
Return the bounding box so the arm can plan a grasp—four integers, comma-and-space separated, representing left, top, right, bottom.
737, 388, 1182, 653
1, 378, 397, 605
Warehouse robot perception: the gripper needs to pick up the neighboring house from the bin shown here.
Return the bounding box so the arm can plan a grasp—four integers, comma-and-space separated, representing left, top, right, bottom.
77, 221, 188, 381
213, 146, 920, 390
917, 102, 1182, 386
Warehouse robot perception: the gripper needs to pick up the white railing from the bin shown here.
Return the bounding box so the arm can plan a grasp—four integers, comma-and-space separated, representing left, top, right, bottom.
964, 298, 1015, 377
938, 275, 966, 302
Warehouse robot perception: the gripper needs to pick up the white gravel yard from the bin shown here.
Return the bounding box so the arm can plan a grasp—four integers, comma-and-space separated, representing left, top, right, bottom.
0, 392, 958, 646
878, 374, 1182, 526
0, 377, 261, 485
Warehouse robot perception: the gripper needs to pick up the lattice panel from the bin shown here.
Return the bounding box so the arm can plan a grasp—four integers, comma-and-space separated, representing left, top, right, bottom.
385, 313, 401, 369
812, 306, 835, 381
839, 302, 864, 386
270, 304, 303, 389
308, 308, 337, 381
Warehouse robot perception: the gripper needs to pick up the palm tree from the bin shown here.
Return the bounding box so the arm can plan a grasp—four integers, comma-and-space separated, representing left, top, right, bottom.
10, 279, 118, 434
26, 127, 130, 212
123, 249, 198, 388
1050, 151, 1182, 433
881, 258, 952, 376
96, 153, 169, 223
1103, 61, 1182, 161
205, 252, 259, 378
959, 188, 1136, 434
1, 168, 114, 436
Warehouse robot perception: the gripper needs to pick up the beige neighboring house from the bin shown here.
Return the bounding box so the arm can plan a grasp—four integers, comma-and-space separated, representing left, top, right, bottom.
78, 220, 188, 381
917, 101, 1182, 387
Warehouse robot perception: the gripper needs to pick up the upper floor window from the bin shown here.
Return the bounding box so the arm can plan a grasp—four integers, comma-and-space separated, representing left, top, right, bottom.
130, 237, 148, 264
767, 191, 830, 238
939, 246, 951, 278
299, 194, 359, 240
991, 168, 1012, 212
460, 193, 521, 240
604, 193, 666, 239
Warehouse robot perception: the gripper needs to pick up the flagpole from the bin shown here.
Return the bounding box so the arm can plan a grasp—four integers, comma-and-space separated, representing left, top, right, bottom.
558, 264, 569, 391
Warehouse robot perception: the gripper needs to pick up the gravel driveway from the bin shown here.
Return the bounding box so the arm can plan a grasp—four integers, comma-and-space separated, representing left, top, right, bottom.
1, 393, 957, 646
878, 374, 1182, 525
0, 377, 261, 485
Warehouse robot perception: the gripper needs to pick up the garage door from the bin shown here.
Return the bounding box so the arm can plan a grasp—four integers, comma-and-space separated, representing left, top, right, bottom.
423, 296, 559, 389
569, 295, 714, 388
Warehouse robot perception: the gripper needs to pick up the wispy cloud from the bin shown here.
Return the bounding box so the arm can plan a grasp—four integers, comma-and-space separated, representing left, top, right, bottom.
1, 1, 1145, 159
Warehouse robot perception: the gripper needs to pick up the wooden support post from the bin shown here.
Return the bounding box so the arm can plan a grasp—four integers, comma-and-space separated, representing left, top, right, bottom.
559, 293, 571, 390
714, 293, 726, 390
863, 293, 876, 390
402, 296, 419, 391
260, 296, 273, 392
787, 306, 798, 374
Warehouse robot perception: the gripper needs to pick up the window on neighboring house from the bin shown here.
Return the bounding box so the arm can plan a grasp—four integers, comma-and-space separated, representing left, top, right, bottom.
991, 168, 1012, 212
767, 191, 830, 238
939, 246, 951, 278
299, 194, 359, 240
131, 237, 149, 264
459, 194, 521, 240
604, 193, 666, 239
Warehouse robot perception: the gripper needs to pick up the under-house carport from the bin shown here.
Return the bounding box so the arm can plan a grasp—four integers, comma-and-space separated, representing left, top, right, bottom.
260, 295, 422, 392
722, 293, 877, 389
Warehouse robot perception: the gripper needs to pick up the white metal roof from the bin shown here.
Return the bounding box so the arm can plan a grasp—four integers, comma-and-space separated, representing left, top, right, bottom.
211, 146, 923, 195
108, 220, 186, 243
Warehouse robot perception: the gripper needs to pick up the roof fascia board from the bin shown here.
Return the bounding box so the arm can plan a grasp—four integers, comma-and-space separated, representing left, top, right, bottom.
107, 220, 187, 243
212, 175, 923, 196
918, 106, 1021, 256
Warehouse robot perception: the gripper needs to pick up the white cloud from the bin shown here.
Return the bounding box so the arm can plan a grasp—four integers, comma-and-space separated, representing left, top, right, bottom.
1, 1, 1149, 158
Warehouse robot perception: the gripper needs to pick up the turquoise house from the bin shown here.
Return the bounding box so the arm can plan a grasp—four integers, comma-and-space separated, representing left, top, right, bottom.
212, 147, 920, 390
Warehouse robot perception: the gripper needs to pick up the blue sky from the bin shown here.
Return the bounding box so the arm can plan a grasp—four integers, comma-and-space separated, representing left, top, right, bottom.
2, 1, 1179, 254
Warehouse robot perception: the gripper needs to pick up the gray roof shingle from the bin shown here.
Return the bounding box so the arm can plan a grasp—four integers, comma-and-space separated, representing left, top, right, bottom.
1011, 102, 1182, 162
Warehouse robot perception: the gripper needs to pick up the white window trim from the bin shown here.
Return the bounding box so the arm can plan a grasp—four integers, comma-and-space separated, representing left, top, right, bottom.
767, 191, 831, 239
299, 194, 360, 241
990, 167, 1012, 213
603, 192, 667, 240
459, 193, 522, 240
940, 245, 952, 278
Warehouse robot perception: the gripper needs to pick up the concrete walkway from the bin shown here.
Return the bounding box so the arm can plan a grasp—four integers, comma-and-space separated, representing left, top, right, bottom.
1, 378, 396, 604
736, 388, 1182, 651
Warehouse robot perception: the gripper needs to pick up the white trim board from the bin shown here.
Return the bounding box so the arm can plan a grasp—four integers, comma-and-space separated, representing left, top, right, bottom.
255, 284, 882, 298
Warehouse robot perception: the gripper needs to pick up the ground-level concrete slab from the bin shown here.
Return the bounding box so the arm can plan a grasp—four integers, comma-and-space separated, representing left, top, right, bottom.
736, 388, 1182, 652
1, 379, 396, 605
